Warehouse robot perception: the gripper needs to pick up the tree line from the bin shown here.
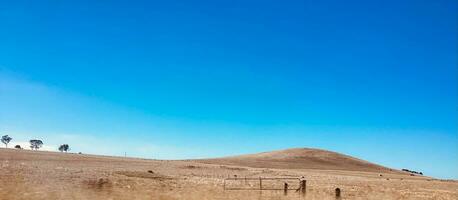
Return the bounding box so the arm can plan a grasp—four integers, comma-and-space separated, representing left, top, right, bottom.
2, 135, 70, 152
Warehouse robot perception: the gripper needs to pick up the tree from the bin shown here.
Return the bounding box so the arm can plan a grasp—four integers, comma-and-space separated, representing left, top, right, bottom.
29, 140, 43, 150
14, 145, 22, 149
1, 135, 12, 148
58, 144, 70, 152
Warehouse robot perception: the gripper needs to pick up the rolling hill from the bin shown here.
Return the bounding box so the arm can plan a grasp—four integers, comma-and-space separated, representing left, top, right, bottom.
196, 148, 398, 173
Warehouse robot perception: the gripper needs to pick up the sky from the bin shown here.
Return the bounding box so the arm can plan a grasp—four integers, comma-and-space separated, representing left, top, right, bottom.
0, 0, 457, 179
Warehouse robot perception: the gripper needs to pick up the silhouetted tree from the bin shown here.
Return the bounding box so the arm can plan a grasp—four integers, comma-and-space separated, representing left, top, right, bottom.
58, 144, 70, 152
29, 140, 43, 150
14, 145, 22, 149
1, 135, 12, 148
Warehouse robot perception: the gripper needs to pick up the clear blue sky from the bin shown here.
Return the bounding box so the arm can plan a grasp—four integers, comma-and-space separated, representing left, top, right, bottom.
0, 0, 457, 179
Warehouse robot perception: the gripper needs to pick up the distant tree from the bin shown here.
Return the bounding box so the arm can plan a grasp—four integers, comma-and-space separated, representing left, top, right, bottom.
29, 140, 43, 150
14, 145, 22, 149
1, 135, 12, 148
58, 144, 70, 152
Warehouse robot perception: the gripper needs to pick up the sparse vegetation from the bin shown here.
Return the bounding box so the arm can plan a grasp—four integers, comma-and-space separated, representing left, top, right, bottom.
402, 168, 423, 175
29, 139, 43, 150
58, 144, 70, 152
1, 135, 12, 148
85, 178, 112, 190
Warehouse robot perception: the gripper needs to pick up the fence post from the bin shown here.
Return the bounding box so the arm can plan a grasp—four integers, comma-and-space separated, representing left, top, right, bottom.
284, 183, 288, 195
300, 180, 306, 195
259, 177, 262, 190
335, 188, 341, 199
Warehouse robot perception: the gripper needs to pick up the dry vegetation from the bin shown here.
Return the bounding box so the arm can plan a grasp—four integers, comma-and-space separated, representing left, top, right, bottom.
1, 148, 457, 200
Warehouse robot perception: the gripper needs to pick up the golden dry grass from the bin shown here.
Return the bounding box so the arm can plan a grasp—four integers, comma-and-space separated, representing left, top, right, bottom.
1, 148, 457, 200
197, 148, 397, 173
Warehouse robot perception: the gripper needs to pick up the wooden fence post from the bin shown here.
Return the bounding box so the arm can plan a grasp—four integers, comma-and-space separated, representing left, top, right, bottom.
284, 183, 288, 195
301, 180, 306, 195
335, 188, 341, 199
259, 177, 262, 190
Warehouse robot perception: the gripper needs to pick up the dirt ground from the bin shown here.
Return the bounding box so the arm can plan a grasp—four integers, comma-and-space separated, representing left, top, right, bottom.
1, 148, 457, 200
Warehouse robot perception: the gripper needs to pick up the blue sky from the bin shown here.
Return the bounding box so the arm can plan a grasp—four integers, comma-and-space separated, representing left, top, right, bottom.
0, 0, 457, 179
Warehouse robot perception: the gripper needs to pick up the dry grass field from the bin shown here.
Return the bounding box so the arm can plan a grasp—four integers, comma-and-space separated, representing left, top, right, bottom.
1, 148, 457, 200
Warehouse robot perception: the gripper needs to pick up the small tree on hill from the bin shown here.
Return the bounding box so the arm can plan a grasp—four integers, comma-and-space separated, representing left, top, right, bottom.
58, 144, 70, 152
1, 135, 12, 148
29, 140, 43, 150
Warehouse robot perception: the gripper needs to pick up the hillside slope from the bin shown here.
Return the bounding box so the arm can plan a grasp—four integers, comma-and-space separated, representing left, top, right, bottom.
196, 148, 397, 173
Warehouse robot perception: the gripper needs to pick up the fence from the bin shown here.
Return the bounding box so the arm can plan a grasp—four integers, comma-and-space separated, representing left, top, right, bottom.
224, 177, 343, 198
223, 177, 305, 192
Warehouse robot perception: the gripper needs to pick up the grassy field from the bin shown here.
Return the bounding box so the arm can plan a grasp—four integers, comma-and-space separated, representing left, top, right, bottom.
1, 148, 457, 200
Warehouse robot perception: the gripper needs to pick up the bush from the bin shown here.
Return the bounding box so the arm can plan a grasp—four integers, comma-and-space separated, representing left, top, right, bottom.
58, 144, 70, 152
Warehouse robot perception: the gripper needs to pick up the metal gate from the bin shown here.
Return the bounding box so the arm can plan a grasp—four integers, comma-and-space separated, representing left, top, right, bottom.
223, 177, 302, 191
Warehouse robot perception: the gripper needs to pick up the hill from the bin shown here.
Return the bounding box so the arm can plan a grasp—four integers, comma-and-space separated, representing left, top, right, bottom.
196, 148, 397, 173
